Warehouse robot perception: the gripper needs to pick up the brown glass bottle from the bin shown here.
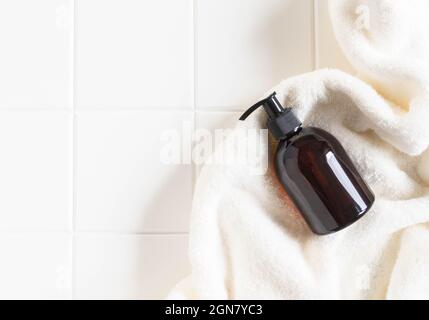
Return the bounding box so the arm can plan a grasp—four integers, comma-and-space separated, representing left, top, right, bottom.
240, 92, 375, 235
275, 126, 374, 234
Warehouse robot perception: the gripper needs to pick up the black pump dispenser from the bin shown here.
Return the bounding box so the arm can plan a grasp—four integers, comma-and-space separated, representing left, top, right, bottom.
239, 92, 375, 235
239, 92, 302, 140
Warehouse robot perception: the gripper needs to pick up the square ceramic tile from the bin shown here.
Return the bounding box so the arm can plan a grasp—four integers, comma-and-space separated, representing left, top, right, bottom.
195, 111, 241, 176
0, 0, 72, 108
196, 111, 241, 133
74, 234, 190, 299
76, 0, 193, 109
0, 111, 72, 231
76, 111, 193, 232
0, 233, 71, 299
197, 0, 313, 109
315, 0, 354, 72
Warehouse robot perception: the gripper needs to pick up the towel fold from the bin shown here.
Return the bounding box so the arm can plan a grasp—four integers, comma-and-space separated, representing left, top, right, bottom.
169, 0, 429, 299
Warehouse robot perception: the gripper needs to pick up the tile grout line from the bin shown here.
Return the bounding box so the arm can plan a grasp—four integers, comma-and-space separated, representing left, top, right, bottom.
71, 0, 78, 300
191, 0, 198, 194
74, 231, 190, 236
0, 229, 189, 236
192, 0, 198, 112
313, 0, 319, 70
69, 106, 243, 112
0, 106, 244, 112
0, 107, 72, 111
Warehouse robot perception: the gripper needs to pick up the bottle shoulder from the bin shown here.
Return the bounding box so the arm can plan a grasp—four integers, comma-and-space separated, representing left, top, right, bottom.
276, 126, 357, 174
276, 126, 346, 160
294, 126, 334, 140
278, 126, 335, 145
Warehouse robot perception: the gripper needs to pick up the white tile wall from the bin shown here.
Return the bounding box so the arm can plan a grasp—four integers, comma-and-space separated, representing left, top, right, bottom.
76, 0, 193, 109
74, 234, 189, 299
0, 0, 345, 299
0, 110, 72, 231
0, 0, 73, 108
197, 0, 313, 109
0, 233, 71, 300
76, 110, 193, 232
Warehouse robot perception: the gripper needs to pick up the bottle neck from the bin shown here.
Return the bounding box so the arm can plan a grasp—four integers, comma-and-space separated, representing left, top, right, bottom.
267, 110, 302, 141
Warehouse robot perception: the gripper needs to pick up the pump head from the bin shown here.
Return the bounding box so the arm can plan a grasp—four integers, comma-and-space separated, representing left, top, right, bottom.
239, 92, 302, 140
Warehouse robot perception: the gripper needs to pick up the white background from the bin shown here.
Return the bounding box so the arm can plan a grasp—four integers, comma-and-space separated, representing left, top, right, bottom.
0, 0, 349, 299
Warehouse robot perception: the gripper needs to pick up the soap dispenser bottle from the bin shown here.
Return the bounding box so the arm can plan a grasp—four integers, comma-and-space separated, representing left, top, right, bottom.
240, 92, 375, 235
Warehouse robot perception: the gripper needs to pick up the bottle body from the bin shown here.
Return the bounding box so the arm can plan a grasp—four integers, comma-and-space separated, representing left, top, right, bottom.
275, 127, 374, 235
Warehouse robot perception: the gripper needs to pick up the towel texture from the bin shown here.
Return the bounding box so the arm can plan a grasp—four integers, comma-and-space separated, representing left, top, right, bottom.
169, 0, 429, 299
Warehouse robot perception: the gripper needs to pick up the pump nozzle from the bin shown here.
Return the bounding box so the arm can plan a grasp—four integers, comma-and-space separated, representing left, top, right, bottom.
239, 92, 302, 140
239, 92, 284, 120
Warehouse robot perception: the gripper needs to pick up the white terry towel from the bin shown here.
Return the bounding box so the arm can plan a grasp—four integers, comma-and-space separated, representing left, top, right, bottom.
169, 0, 429, 299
